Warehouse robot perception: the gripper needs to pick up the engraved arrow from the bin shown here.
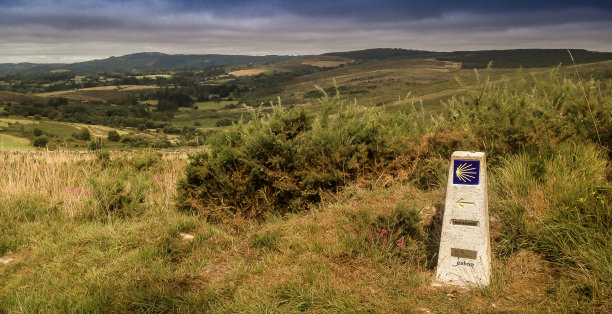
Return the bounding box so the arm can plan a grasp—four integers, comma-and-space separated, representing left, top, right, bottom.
456, 198, 475, 207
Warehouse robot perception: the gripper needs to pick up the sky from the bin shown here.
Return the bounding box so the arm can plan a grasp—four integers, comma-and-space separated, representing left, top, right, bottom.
1, 0, 611, 63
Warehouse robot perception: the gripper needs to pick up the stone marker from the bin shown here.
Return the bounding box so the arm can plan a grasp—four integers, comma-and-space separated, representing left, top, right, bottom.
434, 151, 491, 287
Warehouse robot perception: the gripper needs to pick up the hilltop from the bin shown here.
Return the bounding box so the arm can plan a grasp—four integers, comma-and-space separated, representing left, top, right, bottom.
2, 48, 611, 75
0, 53, 299, 75
324, 48, 612, 68
0, 67, 610, 311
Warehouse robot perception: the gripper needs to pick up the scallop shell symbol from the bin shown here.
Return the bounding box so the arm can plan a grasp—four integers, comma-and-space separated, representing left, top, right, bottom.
455, 163, 477, 183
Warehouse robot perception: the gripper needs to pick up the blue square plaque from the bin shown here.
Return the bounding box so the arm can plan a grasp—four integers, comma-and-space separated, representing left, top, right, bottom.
453, 160, 480, 185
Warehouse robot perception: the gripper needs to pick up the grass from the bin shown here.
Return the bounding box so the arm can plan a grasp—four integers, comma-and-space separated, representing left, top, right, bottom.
0, 65, 610, 312
0, 133, 30, 150
4, 149, 605, 311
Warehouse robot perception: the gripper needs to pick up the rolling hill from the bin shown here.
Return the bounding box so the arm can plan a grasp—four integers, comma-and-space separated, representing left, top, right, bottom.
324, 48, 612, 68
2, 49, 611, 75
0, 53, 300, 75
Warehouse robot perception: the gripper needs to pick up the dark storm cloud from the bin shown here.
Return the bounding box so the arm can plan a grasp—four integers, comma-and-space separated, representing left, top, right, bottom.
0, 12, 126, 30
0, 0, 610, 63
165, 0, 612, 18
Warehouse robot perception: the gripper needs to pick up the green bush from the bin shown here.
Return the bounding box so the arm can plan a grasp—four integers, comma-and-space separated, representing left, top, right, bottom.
88, 138, 103, 151
215, 118, 234, 127
73, 128, 91, 141
120, 134, 171, 148
32, 136, 48, 148
177, 95, 426, 219
107, 130, 120, 142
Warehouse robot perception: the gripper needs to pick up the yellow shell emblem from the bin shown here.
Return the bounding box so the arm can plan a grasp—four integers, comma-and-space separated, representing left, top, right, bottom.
455, 163, 477, 183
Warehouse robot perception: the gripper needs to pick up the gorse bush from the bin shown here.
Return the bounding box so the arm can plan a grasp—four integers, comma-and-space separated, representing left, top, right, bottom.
177, 94, 427, 219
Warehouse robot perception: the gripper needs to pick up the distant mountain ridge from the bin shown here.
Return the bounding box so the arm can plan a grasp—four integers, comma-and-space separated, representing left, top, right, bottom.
0, 52, 299, 75
1, 49, 611, 75
324, 48, 612, 68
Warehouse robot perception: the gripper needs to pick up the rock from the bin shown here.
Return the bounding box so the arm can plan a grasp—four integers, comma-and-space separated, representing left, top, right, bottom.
179, 232, 195, 241
420, 205, 437, 226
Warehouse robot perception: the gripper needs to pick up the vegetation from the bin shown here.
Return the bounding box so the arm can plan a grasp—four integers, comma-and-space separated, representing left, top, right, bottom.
0, 52, 611, 311
177, 93, 427, 219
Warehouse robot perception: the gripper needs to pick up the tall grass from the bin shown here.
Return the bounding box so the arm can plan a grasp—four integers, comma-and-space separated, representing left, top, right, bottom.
492, 143, 611, 306
435, 68, 612, 157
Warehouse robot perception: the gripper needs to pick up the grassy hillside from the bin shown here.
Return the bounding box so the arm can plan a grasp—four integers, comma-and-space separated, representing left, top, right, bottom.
3, 49, 611, 76
0, 68, 610, 312
324, 48, 612, 68
1, 58, 611, 152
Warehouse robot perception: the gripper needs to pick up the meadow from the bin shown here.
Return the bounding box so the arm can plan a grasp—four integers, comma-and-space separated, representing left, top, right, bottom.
0, 65, 610, 312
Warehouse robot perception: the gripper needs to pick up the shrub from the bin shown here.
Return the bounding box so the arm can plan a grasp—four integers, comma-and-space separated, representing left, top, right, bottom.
177, 94, 426, 220
120, 134, 170, 148
73, 128, 91, 141
215, 118, 234, 127
88, 138, 103, 151
33, 127, 42, 137
32, 136, 48, 148
107, 130, 120, 142
163, 125, 181, 134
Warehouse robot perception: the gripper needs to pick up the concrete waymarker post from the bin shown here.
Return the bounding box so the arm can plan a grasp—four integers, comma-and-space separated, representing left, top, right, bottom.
434, 151, 491, 287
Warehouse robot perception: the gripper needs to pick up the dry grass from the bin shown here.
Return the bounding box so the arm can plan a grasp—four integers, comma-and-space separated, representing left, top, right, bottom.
0, 149, 607, 311
64, 123, 130, 137
0, 150, 188, 219
229, 69, 268, 77
0, 118, 37, 124
35, 85, 160, 101
301, 60, 347, 67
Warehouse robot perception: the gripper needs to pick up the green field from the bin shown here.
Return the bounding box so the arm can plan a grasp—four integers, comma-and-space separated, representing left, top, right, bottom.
0, 133, 30, 150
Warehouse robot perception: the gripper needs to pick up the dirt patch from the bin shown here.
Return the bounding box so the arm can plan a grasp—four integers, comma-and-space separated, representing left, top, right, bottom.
121, 85, 160, 91
78, 86, 120, 91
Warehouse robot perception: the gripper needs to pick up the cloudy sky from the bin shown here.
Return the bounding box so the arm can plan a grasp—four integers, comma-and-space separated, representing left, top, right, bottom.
1, 0, 611, 63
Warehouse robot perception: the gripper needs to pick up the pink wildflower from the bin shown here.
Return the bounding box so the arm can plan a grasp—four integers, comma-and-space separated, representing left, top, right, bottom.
154, 175, 163, 183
